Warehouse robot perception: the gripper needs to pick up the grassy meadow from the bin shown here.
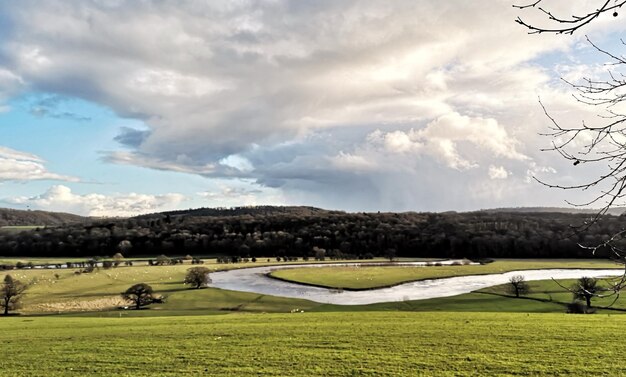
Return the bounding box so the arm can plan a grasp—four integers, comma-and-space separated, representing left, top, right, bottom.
2, 311, 626, 376
1, 258, 626, 376
268, 259, 623, 290
0, 258, 620, 315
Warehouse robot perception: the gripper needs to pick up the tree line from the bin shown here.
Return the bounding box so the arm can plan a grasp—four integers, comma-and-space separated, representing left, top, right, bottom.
0, 211, 624, 260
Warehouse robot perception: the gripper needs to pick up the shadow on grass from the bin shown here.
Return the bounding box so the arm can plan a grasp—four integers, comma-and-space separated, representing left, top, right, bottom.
477, 291, 626, 313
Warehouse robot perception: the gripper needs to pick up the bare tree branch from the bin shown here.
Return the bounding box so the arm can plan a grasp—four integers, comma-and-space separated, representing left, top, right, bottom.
515, 2, 626, 303
514, 0, 625, 35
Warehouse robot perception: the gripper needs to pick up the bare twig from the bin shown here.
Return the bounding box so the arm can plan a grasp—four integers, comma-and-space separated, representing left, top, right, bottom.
515, 2, 626, 303
514, 0, 625, 34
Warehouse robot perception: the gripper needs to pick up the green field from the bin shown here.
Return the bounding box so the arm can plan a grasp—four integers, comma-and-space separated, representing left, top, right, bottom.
269, 259, 623, 290
1, 258, 626, 375
2, 311, 625, 376
0, 258, 622, 315
357, 278, 626, 314
0, 225, 43, 234
4, 262, 244, 314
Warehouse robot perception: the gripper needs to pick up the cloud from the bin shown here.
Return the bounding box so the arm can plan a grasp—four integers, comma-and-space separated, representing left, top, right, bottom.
199, 186, 262, 199
196, 183, 287, 208
25, 94, 91, 121
488, 165, 509, 180
366, 113, 528, 170
0, 68, 25, 110
0, 1, 568, 167
0, 1, 623, 211
0, 146, 79, 182
5, 185, 186, 217
198, 186, 262, 207
113, 127, 151, 148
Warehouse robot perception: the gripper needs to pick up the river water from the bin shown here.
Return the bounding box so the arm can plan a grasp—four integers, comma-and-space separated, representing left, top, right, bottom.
208, 262, 623, 305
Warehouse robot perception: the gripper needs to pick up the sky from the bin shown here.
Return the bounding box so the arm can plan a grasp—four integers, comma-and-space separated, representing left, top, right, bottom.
1, 0, 625, 216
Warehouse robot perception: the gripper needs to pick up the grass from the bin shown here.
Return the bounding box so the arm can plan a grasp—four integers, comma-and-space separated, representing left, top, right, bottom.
0, 258, 622, 315
0, 225, 43, 234
3, 259, 424, 314
269, 259, 623, 290
479, 278, 626, 311
2, 259, 626, 375
0, 257, 97, 265
343, 278, 626, 314
4, 263, 245, 314
2, 311, 626, 376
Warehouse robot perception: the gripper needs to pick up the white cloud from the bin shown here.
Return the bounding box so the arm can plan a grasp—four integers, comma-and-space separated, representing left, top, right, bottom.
197, 184, 285, 208
6, 185, 186, 217
0, 1, 624, 211
488, 165, 509, 180
366, 113, 527, 170
0, 146, 79, 182
0, 1, 569, 168
329, 152, 379, 172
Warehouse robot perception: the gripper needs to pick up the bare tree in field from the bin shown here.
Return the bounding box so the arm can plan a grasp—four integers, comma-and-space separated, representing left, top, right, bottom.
1, 275, 27, 316
514, 1, 626, 302
507, 275, 531, 298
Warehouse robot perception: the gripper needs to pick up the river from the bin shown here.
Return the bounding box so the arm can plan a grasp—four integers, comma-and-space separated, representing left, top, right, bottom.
208, 262, 623, 305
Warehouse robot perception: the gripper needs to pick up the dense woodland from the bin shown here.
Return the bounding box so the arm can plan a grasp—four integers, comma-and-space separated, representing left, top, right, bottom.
0, 206, 624, 260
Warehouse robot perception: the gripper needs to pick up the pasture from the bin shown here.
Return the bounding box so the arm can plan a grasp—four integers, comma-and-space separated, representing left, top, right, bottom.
268, 259, 623, 290
2, 312, 625, 376
2, 258, 626, 376
0, 225, 42, 234
0, 258, 622, 315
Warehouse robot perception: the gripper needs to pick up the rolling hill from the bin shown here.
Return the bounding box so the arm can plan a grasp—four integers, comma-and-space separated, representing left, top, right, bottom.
0, 208, 88, 227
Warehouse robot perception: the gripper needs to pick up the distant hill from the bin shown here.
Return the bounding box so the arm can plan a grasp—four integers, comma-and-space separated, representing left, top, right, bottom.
0, 208, 88, 227
481, 207, 626, 216
135, 205, 345, 219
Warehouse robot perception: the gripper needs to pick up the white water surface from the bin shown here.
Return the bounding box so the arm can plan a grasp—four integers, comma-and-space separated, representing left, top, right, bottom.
208, 261, 623, 305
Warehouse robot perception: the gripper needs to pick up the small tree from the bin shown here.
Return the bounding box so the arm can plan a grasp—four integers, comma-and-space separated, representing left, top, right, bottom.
184, 267, 211, 289
122, 283, 155, 310
1, 275, 27, 316
507, 275, 530, 298
571, 277, 599, 310
156, 254, 171, 266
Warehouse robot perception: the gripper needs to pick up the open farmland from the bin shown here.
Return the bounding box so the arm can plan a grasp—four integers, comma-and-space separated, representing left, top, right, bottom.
0, 258, 621, 315
2, 312, 626, 376
2, 258, 626, 376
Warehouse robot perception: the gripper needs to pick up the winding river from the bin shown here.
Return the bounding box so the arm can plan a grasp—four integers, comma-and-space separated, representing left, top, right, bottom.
208, 261, 624, 305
